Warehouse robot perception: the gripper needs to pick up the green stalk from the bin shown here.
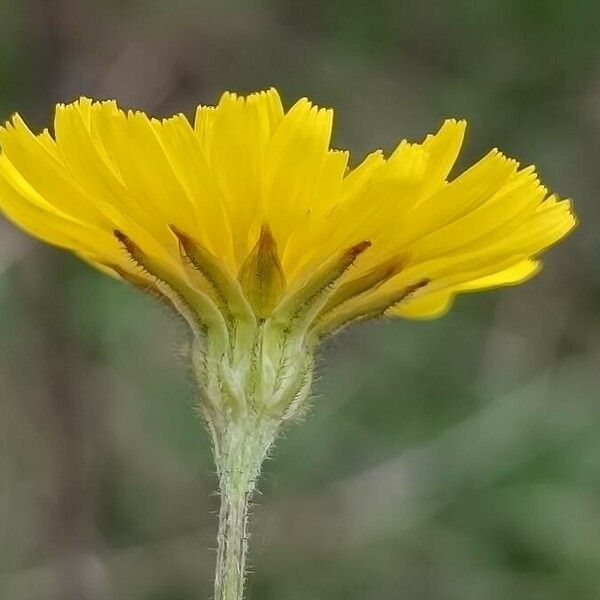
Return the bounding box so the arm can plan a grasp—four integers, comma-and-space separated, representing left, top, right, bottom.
212, 417, 280, 600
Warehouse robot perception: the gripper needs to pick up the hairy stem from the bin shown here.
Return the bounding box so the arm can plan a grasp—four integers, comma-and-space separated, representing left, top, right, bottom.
212, 417, 279, 600
215, 484, 251, 599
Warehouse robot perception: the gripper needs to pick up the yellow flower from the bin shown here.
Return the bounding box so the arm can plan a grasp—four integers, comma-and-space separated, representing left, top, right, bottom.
0, 88, 575, 336
0, 88, 578, 600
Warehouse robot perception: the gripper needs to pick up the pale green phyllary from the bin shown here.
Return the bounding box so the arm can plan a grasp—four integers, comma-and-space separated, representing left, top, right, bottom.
0, 89, 576, 599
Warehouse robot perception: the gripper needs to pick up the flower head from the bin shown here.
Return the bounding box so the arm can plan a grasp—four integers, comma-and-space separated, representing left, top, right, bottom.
0, 88, 576, 420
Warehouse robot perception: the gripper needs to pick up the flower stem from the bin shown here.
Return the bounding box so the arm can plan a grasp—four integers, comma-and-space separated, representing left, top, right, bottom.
212, 417, 279, 600
214, 485, 251, 600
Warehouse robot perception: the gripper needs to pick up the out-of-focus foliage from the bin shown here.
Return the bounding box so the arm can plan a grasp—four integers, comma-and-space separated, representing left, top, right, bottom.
0, 1, 597, 599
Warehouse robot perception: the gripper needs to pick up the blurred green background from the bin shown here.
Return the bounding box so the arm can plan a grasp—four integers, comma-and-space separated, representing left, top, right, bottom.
0, 1, 597, 599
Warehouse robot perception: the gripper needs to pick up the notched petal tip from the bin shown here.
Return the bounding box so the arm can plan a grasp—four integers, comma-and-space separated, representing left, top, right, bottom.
449, 117, 467, 129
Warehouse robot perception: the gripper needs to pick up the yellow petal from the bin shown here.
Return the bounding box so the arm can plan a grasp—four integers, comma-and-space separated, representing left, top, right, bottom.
153, 115, 235, 266
0, 90, 577, 328
392, 258, 541, 319
407, 166, 544, 260
455, 259, 541, 291
262, 98, 333, 254
0, 114, 109, 226
0, 153, 117, 256
418, 119, 466, 196
53, 100, 177, 263
196, 89, 285, 266
392, 290, 454, 319
390, 150, 518, 251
